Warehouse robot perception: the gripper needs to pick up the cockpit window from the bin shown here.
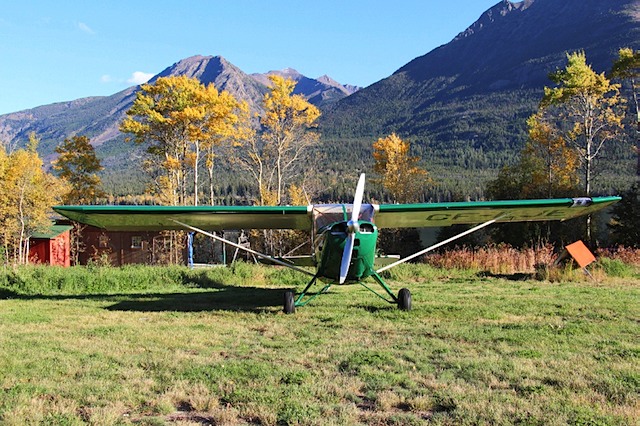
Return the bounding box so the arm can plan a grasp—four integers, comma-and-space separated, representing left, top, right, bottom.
330, 222, 348, 235
359, 223, 374, 233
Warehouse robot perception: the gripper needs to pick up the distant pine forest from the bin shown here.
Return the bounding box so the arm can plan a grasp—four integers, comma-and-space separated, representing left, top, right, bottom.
98, 127, 637, 205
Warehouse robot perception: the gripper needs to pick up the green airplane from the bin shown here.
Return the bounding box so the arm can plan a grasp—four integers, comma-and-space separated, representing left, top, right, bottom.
54, 174, 620, 314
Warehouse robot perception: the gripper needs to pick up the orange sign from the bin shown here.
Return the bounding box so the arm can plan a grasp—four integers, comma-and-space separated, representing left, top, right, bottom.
565, 240, 596, 268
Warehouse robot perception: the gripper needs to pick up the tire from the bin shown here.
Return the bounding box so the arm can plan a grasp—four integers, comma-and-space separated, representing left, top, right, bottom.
283, 291, 295, 314
397, 288, 411, 311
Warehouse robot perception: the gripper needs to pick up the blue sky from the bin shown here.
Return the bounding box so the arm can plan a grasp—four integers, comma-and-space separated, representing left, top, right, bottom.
0, 0, 499, 115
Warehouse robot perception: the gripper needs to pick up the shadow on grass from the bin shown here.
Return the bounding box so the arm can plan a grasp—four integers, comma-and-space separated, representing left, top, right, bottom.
477, 271, 535, 281
105, 286, 287, 312
0, 285, 291, 313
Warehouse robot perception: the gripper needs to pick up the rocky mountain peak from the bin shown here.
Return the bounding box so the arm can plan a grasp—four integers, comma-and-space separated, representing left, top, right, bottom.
317, 75, 341, 87
279, 68, 303, 79
152, 55, 236, 83
249, 69, 359, 104
454, 0, 534, 40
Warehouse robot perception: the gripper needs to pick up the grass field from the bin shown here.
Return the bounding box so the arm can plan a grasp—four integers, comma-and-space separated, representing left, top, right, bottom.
0, 263, 638, 425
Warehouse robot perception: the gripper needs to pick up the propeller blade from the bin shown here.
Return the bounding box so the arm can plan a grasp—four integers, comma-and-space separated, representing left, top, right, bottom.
351, 173, 366, 224
339, 233, 355, 284
341, 173, 365, 284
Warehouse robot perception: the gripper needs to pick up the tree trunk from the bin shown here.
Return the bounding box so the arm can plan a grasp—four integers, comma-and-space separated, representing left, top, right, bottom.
208, 166, 214, 206
636, 119, 640, 180
585, 140, 592, 242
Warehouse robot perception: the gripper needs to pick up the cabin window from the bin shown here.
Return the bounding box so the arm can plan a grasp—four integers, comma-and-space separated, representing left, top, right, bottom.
98, 235, 109, 248
131, 236, 143, 249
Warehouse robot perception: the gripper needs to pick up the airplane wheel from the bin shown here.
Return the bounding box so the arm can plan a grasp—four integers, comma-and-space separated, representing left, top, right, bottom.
283, 291, 295, 314
397, 288, 411, 311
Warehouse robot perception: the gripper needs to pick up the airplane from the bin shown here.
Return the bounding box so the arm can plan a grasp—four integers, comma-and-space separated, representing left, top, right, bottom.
54, 174, 620, 314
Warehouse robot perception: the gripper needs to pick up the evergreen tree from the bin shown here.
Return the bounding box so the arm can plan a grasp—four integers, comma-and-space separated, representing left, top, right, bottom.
608, 182, 640, 247
609, 47, 640, 179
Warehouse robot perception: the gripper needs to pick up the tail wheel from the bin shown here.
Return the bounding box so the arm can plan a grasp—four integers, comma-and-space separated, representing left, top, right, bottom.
397, 288, 411, 311
283, 291, 295, 314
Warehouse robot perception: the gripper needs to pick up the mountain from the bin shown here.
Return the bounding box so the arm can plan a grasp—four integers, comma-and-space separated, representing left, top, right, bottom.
398, 0, 635, 91
251, 68, 360, 106
0, 89, 137, 164
320, 0, 640, 183
152, 55, 269, 112
0, 55, 358, 164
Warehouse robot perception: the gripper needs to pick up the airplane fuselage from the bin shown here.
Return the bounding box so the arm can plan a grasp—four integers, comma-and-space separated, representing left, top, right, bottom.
314, 220, 378, 283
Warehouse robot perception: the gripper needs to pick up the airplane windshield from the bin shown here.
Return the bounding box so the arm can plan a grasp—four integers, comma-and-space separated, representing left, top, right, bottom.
312, 204, 375, 232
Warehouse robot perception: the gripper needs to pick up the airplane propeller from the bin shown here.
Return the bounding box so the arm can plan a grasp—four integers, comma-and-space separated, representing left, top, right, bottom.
339, 173, 366, 284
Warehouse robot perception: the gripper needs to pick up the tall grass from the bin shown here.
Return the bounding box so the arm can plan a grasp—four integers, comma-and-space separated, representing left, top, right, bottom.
596, 246, 640, 266
425, 244, 557, 275
425, 244, 640, 279
0, 263, 296, 297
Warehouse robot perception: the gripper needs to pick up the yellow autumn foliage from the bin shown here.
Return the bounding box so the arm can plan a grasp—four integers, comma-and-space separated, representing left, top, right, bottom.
373, 133, 431, 203
0, 135, 67, 265
236, 75, 320, 206
121, 76, 251, 206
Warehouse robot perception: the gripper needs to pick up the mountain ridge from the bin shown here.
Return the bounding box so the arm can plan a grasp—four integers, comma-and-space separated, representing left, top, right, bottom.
0, 55, 359, 157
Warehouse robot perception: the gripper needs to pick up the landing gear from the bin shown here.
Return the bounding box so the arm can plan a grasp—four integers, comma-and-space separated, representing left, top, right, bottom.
283, 291, 295, 314
284, 274, 412, 313
370, 272, 412, 311
397, 288, 411, 311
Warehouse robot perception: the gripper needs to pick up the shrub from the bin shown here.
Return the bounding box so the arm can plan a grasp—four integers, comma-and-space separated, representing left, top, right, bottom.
596, 246, 640, 266
595, 257, 637, 278
425, 244, 556, 274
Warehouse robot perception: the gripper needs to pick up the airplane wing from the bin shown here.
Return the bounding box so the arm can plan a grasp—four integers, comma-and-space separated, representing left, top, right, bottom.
54, 196, 620, 232
372, 197, 621, 228
53, 205, 313, 231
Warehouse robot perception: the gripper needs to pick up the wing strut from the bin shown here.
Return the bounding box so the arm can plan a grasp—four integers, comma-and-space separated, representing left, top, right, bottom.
376, 217, 503, 274
172, 220, 316, 277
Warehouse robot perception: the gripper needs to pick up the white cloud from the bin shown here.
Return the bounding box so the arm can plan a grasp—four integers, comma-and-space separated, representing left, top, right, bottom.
127, 71, 154, 85
100, 72, 154, 86
78, 22, 95, 34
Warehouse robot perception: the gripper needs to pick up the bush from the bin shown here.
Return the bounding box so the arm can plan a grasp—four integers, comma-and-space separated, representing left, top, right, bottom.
596, 258, 638, 278
596, 246, 640, 266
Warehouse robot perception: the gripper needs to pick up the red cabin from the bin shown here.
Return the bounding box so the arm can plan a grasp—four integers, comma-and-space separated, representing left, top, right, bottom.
29, 225, 73, 267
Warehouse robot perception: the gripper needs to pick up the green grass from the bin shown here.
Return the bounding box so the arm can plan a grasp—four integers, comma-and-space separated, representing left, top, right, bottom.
0, 264, 638, 425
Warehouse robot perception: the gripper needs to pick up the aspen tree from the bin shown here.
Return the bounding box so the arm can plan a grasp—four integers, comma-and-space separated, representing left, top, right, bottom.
54, 135, 105, 204
542, 51, 624, 196
610, 47, 640, 179
0, 134, 66, 265
237, 75, 320, 206
121, 76, 249, 206
373, 133, 431, 203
